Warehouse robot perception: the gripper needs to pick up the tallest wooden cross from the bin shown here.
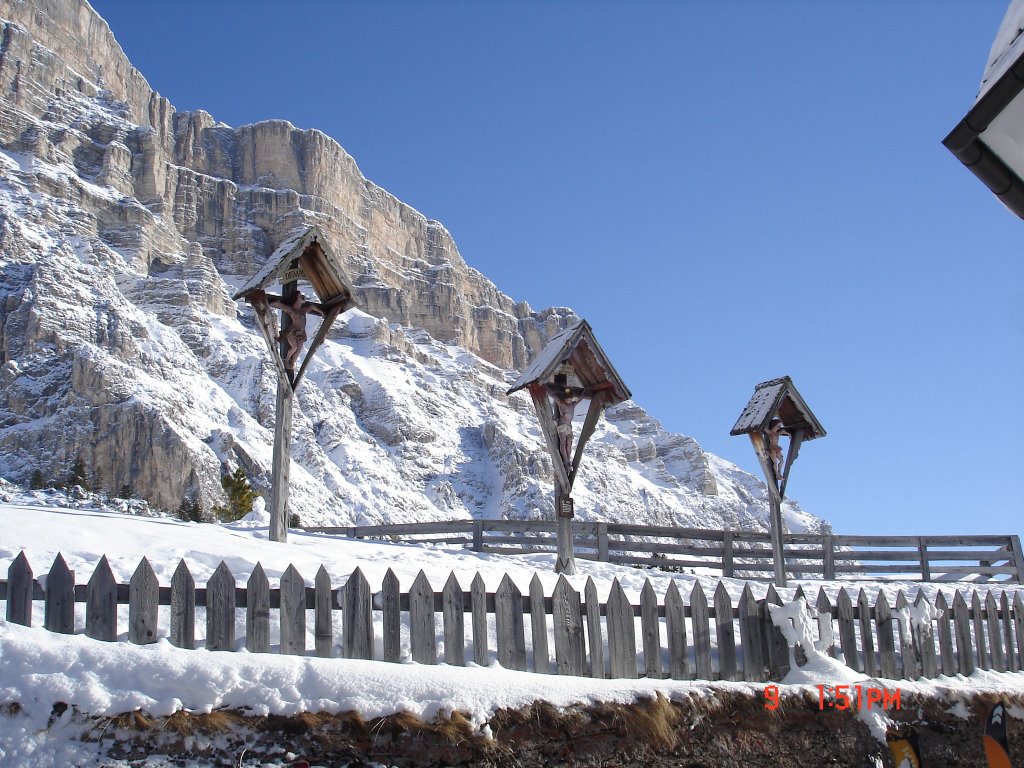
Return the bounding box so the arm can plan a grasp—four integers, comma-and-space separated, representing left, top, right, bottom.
731, 376, 825, 586
233, 225, 356, 542
507, 320, 631, 574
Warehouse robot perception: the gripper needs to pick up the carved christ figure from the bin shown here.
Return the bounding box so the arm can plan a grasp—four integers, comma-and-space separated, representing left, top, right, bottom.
765, 417, 790, 486
549, 387, 583, 474
267, 290, 325, 371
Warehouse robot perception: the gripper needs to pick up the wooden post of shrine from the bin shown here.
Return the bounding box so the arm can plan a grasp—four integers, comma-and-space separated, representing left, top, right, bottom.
508, 320, 631, 574
731, 376, 825, 587
233, 226, 356, 543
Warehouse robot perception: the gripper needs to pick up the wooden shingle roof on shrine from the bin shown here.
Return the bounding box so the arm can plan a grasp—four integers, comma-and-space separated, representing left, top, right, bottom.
506, 319, 631, 406
730, 375, 825, 441
232, 224, 355, 309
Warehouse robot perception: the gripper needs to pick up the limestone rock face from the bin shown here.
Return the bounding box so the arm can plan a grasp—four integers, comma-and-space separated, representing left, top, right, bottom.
0, 0, 824, 535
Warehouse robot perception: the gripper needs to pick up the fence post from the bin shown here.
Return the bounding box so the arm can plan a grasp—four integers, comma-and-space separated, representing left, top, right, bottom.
495, 575, 526, 671
986, 591, 1006, 672
722, 532, 734, 578
382, 569, 401, 663
315, 565, 333, 658
552, 575, 584, 676
665, 581, 688, 680
1014, 592, 1024, 671
1009, 535, 1024, 583
585, 577, 604, 679
822, 532, 835, 581
529, 574, 549, 674
606, 579, 637, 679
914, 590, 937, 679
857, 588, 877, 678
893, 590, 919, 680
279, 564, 306, 656
409, 570, 436, 665
345, 567, 373, 661
952, 590, 975, 676
739, 584, 764, 681
444, 573, 466, 667
1001, 592, 1018, 673
473, 520, 483, 553
917, 538, 931, 582
816, 588, 836, 659
764, 584, 788, 680
692, 582, 712, 680
715, 581, 737, 681
86, 555, 117, 642
206, 561, 236, 652
836, 588, 857, 672
471, 573, 488, 666
170, 559, 195, 650
640, 579, 662, 679
6, 552, 33, 627
934, 590, 955, 676
246, 563, 270, 653
971, 591, 990, 671
45, 553, 75, 634
597, 522, 609, 563
875, 591, 897, 679
128, 557, 159, 645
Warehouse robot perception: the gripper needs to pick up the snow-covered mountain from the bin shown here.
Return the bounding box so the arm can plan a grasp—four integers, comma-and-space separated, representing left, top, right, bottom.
0, 0, 821, 534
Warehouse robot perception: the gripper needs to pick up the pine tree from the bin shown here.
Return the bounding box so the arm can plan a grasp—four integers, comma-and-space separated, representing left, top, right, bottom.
213, 467, 259, 522
29, 470, 46, 490
67, 454, 89, 490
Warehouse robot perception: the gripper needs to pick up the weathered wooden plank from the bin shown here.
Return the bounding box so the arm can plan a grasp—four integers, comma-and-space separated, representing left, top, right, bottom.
875, 591, 898, 680
606, 579, 637, 679
722, 531, 734, 578
934, 590, 955, 676
246, 563, 270, 653
128, 557, 159, 645
344, 567, 373, 661
664, 581, 688, 680
1015, 592, 1024, 671
857, 588, 877, 678
764, 585, 789, 680
585, 577, 604, 679
314, 565, 333, 658
914, 590, 937, 679
86, 555, 117, 642
443, 573, 466, 667
529, 574, 549, 674
894, 591, 919, 680
495, 575, 526, 671
1001, 591, 1017, 673
971, 591, 989, 670
917, 538, 932, 582
552, 575, 584, 676
835, 588, 858, 672
986, 591, 1006, 672
1008, 535, 1024, 582
279, 564, 306, 656
382, 568, 401, 663
691, 582, 712, 681
822, 534, 835, 581
6, 552, 33, 626
471, 573, 488, 666
816, 588, 836, 659
44, 553, 75, 634
714, 582, 737, 682
410, 570, 436, 665
952, 590, 975, 675
739, 584, 764, 681
640, 579, 662, 679
206, 561, 236, 651
170, 559, 195, 650
597, 523, 610, 562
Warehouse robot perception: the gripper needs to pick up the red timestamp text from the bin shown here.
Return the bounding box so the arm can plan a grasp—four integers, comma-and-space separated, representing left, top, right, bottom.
763, 684, 901, 711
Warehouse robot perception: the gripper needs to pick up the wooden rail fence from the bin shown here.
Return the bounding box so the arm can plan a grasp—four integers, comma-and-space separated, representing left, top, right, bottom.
301, 521, 1024, 584
3, 552, 1023, 682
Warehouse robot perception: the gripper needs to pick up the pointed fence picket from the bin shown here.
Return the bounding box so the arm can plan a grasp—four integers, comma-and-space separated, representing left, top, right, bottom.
3, 550, 1022, 685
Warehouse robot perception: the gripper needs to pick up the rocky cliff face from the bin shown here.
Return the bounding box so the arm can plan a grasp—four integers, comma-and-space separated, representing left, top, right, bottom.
0, 0, 821, 535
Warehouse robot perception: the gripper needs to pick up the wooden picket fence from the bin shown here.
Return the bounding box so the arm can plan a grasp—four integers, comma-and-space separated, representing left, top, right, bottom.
302, 521, 1024, 584
4, 551, 1024, 682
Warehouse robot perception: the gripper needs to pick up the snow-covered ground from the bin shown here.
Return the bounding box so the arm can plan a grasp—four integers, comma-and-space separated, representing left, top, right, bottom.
1, 490, 1023, 766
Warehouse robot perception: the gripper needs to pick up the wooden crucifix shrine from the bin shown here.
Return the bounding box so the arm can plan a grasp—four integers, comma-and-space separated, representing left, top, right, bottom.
233, 225, 356, 542
730, 376, 825, 586
507, 320, 631, 574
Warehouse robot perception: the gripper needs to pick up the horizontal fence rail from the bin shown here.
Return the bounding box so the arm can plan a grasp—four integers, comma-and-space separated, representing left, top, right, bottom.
301, 521, 1024, 584
3, 552, 1023, 683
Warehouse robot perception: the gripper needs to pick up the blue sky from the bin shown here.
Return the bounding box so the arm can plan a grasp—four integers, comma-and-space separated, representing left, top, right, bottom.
90, 1, 1022, 538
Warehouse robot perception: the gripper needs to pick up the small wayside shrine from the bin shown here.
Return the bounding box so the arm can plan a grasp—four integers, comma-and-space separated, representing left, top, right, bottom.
233, 225, 357, 542
507, 320, 631, 574
731, 375, 825, 586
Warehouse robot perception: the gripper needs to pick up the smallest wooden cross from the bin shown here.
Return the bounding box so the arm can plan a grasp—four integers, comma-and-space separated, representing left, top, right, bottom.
731, 376, 825, 586
233, 225, 357, 542
507, 320, 630, 574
